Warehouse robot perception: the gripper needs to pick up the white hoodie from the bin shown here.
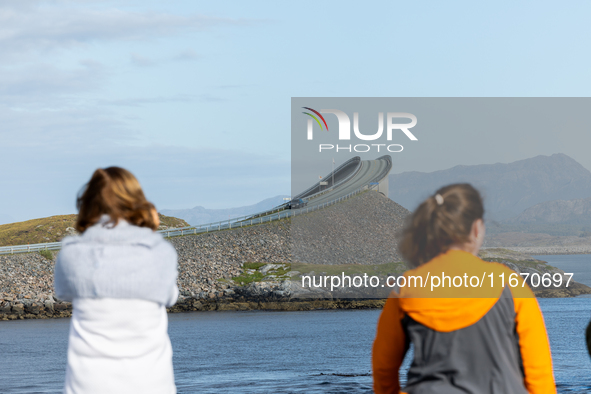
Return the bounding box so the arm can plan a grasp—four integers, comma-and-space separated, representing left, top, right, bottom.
55, 216, 179, 394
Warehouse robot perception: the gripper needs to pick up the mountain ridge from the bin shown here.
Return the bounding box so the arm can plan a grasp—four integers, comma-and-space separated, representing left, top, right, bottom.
161, 195, 290, 226
388, 153, 591, 220
508, 196, 591, 225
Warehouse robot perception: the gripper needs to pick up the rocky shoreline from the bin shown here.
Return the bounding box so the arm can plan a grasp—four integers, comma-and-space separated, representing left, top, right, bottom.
483, 231, 591, 256
2, 253, 590, 321
0, 280, 388, 321
478, 249, 591, 298
2, 192, 591, 321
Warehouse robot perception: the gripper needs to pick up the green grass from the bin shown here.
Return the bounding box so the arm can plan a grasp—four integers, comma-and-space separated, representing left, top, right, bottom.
231, 262, 292, 285
243, 262, 267, 270
230, 261, 408, 287
227, 261, 408, 288
0, 213, 189, 247
0, 214, 78, 246
158, 214, 190, 230
232, 271, 266, 285
272, 265, 291, 277
38, 250, 54, 260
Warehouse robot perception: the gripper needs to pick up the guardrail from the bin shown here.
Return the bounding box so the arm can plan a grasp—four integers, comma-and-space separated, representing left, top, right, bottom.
0, 241, 63, 254
373, 155, 392, 187
296, 159, 363, 204
193, 157, 362, 224
235, 156, 375, 223
159, 182, 379, 238
0, 156, 392, 255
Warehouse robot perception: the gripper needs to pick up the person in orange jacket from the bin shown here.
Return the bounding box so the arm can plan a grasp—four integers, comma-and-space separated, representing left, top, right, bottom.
372, 183, 556, 394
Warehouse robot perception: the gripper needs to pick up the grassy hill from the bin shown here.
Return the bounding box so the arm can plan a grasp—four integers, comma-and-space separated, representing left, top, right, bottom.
0, 213, 190, 247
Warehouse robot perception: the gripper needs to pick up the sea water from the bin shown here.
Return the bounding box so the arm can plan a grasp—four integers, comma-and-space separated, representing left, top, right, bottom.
0, 255, 590, 393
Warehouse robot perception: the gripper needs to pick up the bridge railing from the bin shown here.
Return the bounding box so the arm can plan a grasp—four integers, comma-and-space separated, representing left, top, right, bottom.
175, 156, 364, 227
0, 241, 64, 255
296, 158, 363, 204
157, 182, 379, 238
292, 156, 361, 201
372, 155, 393, 187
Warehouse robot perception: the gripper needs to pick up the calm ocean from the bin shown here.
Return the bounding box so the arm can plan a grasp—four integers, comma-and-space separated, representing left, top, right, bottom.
0, 254, 590, 393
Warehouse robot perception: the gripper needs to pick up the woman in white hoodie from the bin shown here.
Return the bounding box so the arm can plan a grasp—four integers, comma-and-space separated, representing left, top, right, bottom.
55, 167, 179, 394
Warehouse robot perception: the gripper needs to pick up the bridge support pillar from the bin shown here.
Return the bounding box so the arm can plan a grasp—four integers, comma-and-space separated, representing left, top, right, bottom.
378, 176, 389, 198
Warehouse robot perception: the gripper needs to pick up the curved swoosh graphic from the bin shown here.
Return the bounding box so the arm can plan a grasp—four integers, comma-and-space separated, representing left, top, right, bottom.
303, 107, 329, 131
302, 112, 323, 130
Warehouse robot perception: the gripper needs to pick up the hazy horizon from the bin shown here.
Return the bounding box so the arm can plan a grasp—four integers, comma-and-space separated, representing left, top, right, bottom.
2, 151, 589, 225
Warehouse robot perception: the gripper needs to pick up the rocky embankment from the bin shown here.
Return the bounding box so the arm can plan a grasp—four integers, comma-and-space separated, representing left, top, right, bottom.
0, 253, 69, 320
292, 191, 409, 265
1, 191, 589, 321
0, 191, 409, 320
484, 232, 591, 255
479, 249, 591, 297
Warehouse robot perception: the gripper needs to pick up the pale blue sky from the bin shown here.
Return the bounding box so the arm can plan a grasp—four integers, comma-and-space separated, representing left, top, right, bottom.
1, 0, 591, 222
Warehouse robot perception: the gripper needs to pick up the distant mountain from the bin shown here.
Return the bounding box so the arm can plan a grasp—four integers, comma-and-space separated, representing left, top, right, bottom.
389, 154, 591, 221
484, 197, 591, 236
508, 197, 591, 225
161, 195, 290, 226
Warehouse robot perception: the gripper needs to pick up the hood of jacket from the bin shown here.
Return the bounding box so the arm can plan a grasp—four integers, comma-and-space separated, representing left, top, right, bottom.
54, 215, 179, 307
397, 249, 531, 332
62, 215, 162, 248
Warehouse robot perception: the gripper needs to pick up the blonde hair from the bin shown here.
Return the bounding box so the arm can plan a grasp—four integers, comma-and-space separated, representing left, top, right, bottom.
398, 183, 484, 268
75, 167, 157, 233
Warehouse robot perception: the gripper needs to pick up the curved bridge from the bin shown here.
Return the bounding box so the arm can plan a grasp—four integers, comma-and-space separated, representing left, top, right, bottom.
0, 155, 392, 254
301, 155, 391, 206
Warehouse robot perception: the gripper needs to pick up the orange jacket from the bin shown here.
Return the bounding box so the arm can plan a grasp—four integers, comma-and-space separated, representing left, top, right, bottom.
372, 249, 556, 394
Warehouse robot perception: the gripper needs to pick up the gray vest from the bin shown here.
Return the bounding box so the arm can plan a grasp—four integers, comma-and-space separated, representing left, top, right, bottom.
403, 286, 527, 394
